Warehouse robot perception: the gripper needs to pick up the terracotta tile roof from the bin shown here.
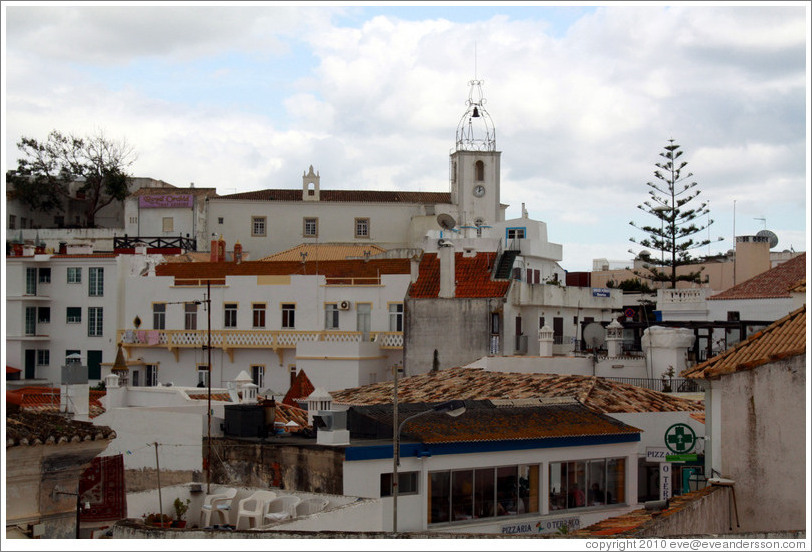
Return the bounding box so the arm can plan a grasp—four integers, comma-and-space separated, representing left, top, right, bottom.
258, 243, 388, 262
283, 370, 315, 407
6, 387, 107, 418
352, 399, 641, 444
273, 402, 310, 428
50, 254, 118, 259
571, 486, 719, 537
130, 186, 218, 198
682, 305, 806, 380
160, 252, 215, 263
217, 189, 451, 204
689, 412, 705, 424
155, 258, 411, 282
408, 252, 511, 299
6, 366, 21, 374
331, 367, 703, 414
788, 278, 806, 293
6, 410, 116, 447
708, 253, 806, 300
186, 392, 233, 402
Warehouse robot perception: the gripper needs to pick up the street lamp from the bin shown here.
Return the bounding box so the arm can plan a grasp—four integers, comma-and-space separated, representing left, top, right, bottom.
392, 399, 466, 533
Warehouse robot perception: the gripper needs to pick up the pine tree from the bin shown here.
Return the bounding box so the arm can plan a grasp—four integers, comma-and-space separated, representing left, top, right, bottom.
629, 139, 722, 288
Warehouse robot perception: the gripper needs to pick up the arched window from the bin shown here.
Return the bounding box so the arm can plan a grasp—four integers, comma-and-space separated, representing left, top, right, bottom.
475, 160, 485, 181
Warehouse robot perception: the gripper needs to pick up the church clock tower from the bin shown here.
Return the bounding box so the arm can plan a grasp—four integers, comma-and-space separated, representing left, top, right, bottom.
450, 79, 502, 231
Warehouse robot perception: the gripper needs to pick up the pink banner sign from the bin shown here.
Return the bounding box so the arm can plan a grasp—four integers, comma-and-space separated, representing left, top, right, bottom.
139, 194, 193, 208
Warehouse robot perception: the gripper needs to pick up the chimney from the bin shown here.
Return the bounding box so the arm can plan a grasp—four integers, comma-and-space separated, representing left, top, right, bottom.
439, 246, 456, 298
410, 254, 421, 283
735, 235, 770, 284
217, 235, 226, 263
210, 235, 219, 262
234, 241, 242, 264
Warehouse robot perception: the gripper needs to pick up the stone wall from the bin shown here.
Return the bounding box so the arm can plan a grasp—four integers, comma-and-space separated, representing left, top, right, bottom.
125, 468, 201, 493
209, 438, 345, 494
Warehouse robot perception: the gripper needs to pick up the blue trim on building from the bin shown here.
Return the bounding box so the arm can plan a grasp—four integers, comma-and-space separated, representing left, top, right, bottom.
344, 433, 640, 462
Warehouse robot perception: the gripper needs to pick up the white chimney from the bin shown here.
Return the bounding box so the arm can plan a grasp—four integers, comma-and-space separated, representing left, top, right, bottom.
439, 246, 456, 298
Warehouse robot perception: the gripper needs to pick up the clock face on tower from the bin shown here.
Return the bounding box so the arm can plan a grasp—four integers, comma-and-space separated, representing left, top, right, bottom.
473, 185, 486, 198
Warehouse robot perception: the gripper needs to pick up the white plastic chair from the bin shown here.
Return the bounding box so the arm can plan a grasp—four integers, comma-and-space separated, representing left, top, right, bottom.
235, 490, 277, 530
294, 497, 330, 517
262, 495, 302, 524
199, 488, 237, 527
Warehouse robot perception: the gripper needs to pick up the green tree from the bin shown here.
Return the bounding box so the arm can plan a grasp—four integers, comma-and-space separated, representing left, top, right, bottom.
7, 129, 136, 228
629, 139, 722, 288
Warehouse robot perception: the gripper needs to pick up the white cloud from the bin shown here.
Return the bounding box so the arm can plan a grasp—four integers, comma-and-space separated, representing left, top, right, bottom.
3, 5, 807, 271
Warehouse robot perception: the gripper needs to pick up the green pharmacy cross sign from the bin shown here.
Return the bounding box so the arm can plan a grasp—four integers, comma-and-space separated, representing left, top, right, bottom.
664, 423, 696, 454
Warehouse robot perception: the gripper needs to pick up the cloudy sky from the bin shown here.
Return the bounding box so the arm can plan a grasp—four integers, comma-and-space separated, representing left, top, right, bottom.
2, 3, 809, 272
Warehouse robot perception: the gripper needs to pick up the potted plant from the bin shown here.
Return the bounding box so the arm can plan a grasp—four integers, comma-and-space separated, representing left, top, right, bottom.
172, 497, 191, 528
144, 512, 172, 528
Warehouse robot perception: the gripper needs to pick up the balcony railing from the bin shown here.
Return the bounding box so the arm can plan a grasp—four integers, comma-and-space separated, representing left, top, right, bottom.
117, 328, 403, 361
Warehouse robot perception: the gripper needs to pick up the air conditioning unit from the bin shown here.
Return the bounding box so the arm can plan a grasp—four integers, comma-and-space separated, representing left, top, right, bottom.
338, 300, 352, 311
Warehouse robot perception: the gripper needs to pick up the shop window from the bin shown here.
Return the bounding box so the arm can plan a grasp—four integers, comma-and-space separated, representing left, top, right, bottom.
380, 472, 419, 497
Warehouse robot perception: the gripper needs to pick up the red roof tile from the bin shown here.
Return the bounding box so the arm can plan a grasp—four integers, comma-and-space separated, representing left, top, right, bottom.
7, 366, 22, 374
6, 387, 106, 418
332, 367, 702, 414
283, 370, 316, 407
709, 253, 806, 300
408, 252, 510, 299
218, 189, 451, 204
682, 305, 805, 380
6, 410, 116, 447
155, 258, 411, 283
353, 399, 641, 444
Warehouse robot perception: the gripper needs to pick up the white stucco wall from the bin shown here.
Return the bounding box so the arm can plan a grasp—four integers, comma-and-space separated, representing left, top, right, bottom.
717, 356, 806, 532
95, 405, 207, 471
5, 254, 121, 383
342, 440, 639, 533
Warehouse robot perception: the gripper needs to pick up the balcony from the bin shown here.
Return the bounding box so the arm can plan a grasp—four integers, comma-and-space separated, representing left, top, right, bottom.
118, 329, 403, 361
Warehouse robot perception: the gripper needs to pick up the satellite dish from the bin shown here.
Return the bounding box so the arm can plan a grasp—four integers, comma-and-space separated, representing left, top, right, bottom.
437, 213, 457, 231
583, 323, 606, 349
756, 229, 779, 249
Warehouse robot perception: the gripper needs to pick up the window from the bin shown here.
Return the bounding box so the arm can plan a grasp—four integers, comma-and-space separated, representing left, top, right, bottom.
26, 268, 37, 295
185, 302, 198, 330
129, 216, 138, 224
389, 303, 403, 332
303, 217, 318, 237
38, 268, 51, 283
251, 365, 264, 388
506, 228, 526, 240
88, 307, 104, 336
153, 303, 166, 329
21, 217, 27, 228
428, 464, 539, 525
38, 307, 50, 323
89, 267, 104, 296
218, 217, 224, 224
162, 217, 174, 232
548, 457, 625, 512
65, 350, 80, 364
355, 217, 370, 238
251, 216, 267, 237
197, 365, 209, 387
67, 307, 82, 323
145, 365, 158, 387
224, 303, 238, 328
475, 160, 485, 181
281, 303, 295, 328
252, 304, 266, 328
9, 215, 15, 229
67, 267, 82, 283
37, 350, 50, 366
325, 304, 339, 329
25, 307, 37, 336
380, 472, 419, 497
